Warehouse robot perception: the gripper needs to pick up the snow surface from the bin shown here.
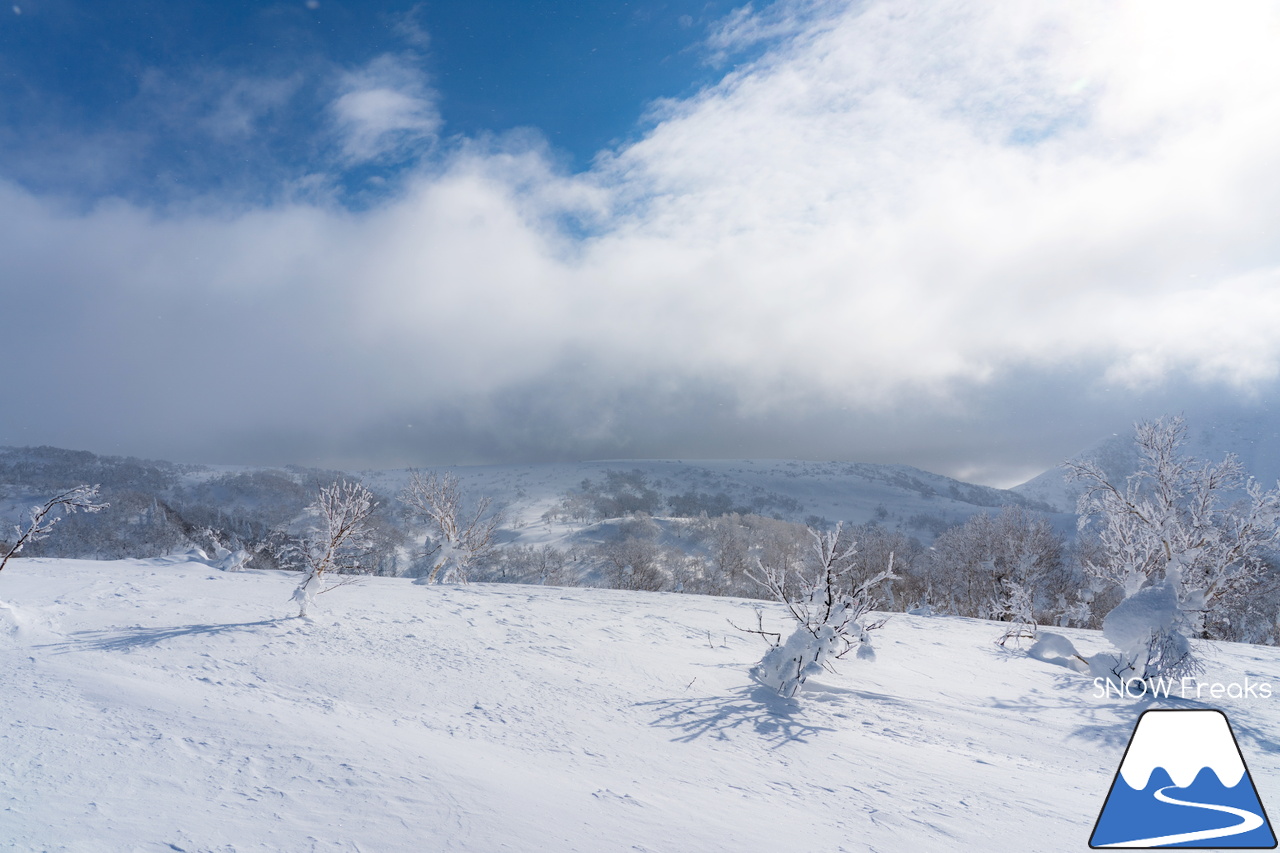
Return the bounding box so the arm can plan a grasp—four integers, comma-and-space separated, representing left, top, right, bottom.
4, 557, 1280, 851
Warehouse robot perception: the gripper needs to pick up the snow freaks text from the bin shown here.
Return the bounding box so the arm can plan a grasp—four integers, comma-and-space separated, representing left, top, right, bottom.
1093, 677, 1274, 701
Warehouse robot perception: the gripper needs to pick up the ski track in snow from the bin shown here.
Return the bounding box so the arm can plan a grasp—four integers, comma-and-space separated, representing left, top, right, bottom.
2, 558, 1279, 851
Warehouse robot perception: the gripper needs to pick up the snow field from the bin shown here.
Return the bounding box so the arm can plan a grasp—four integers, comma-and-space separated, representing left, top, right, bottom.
3, 558, 1280, 852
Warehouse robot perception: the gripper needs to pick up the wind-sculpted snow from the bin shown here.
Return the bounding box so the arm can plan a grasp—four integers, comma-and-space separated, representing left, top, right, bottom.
3, 557, 1280, 851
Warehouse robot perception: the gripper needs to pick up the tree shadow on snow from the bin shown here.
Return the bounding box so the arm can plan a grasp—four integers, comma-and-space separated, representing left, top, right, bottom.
41, 619, 286, 653
1228, 717, 1280, 758
986, 667, 1260, 754
639, 683, 836, 746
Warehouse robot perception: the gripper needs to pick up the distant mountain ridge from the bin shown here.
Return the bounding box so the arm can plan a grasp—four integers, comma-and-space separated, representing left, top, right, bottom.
0, 446, 1066, 563
366, 457, 1067, 546
1012, 409, 1280, 513
8, 411, 1280, 561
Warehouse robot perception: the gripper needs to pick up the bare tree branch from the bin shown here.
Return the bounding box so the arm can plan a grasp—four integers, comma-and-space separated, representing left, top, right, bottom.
1, 485, 109, 575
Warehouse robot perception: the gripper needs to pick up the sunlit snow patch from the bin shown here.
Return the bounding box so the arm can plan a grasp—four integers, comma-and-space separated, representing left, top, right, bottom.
1091, 710, 1276, 849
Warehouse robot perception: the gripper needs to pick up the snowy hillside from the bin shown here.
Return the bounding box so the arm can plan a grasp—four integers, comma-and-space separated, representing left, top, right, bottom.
358, 457, 1060, 543
1014, 409, 1280, 513
5, 557, 1280, 851
0, 447, 1069, 569
1, 450, 1052, 541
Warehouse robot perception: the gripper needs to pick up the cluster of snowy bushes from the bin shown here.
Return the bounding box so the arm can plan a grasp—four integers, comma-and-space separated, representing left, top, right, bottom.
562, 422, 1280, 661
468, 543, 576, 585
731, 417, 1280, 696
565, 507, 1076, 621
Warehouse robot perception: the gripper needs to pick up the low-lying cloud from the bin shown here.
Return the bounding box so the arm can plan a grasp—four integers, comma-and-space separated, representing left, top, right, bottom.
4, 0, 1280, 484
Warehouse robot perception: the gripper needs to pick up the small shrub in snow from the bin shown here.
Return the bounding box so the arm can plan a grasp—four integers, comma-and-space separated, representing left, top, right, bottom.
1091, 580, 1195, 681
994, 581, 1039, 647
746, 524, 896, 698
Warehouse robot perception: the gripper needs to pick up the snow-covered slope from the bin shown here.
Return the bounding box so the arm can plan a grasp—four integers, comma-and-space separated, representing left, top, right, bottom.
4, 557, 1280, 851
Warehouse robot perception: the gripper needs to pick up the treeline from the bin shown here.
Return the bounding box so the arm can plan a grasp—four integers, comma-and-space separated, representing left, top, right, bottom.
544, 507, 1082, 620
541, 469, 803, 523
5, 444, 1279, 647
0, 448, 413, 576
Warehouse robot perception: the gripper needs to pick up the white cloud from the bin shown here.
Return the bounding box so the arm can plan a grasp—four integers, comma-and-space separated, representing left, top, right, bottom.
581, 0, 1280, 400
330, 54, 440, 162
5, 0, 1280, 473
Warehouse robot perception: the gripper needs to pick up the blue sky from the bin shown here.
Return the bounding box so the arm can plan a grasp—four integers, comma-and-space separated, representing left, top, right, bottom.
4, 0, 1280, 486
0, 0, 733, 204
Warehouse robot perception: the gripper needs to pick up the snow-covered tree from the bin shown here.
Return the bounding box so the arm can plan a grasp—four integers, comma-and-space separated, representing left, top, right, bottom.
0, 485, 108, 576
399, 470, 500, 584
925, 507, 1067, 625
710, 514, 752, 594
604, 539, 666, 590
1066, 416, 1280, 679
472, 543, 571, 585
747, 524, 896, 698
291, 480, 377, 619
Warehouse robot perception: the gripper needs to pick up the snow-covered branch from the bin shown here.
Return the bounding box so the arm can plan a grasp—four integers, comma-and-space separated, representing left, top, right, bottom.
0, 485, 109, 575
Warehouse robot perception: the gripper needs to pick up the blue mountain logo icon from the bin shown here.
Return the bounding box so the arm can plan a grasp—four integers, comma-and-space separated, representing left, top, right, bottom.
1091, 709, 1276, 848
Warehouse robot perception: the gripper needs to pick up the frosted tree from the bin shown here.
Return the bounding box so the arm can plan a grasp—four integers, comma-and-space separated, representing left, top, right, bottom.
746, 523, 896, 698
291, 480, 377, 619
399, 470, 500, 584
1066, 416, 1280, 680
0, 485, 109, 576
600, 534, 667, 591
925, 507, 1067, 627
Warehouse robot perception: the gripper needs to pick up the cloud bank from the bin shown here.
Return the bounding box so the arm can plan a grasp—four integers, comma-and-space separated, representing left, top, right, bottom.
4, 0, 1280, 484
